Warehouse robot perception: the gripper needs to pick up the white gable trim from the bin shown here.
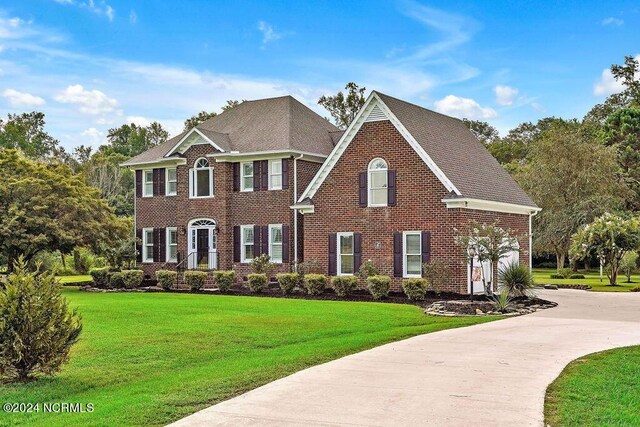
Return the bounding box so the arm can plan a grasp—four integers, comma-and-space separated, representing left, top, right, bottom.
442, 197, 541, 215
164, 128, 225, 157
299, 92, 460, 202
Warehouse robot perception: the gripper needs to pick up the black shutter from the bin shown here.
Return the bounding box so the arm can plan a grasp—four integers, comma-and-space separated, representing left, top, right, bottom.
254, 225, 262, 256
152, 228, 160, 262
261, 160, 269, 190
233, 226, 240, 262
136, 228, 142, 262
135, 170, 142, 198
152, 169, 159, 196
388, 170, 396, 207
282, 158, 289, 190
282, 225, 290, 263
359, 172, 367, 207
158, 227, 166, 262
253, 161, 261, 191
354, 233, 362, 274
158, 168, 166, 196
261, 226, 269, 257
328, 233, 337, 276
422, 231, 431, 264
233, 163, 240, 192
393, 232, 403, 278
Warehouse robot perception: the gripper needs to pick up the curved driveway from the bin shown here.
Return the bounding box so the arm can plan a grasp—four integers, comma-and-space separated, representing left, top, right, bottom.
171, 290, 640, 426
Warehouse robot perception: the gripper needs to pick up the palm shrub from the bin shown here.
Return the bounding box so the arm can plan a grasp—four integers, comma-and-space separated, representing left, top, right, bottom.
121, 270, 144, 289
402, 278, 428, 301
332, 276, 358, 297
367, 275, 391, 300
276, 273, 298, 294
156, 270, 177, 290
247, 273, 268, 293
491, 291, 513, 313
89, 267, 109, 288
184, 271, 208, 291
0, 260, 82, 382
304, 274, 327, 295
213, 270, 236, 292
498, 262, 535, 297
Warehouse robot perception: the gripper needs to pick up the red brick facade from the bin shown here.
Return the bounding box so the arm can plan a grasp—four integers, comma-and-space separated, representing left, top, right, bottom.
302, 120, 530, 293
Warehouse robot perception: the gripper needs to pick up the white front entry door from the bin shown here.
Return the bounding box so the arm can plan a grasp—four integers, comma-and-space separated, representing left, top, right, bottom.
188, 226, 217, 269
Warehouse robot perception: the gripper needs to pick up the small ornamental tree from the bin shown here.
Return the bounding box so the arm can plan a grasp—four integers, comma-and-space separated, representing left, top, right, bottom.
0, 259, 82, 382
570, 214, 640, 286
454, 221, 521, 295
620, 251, 639, 283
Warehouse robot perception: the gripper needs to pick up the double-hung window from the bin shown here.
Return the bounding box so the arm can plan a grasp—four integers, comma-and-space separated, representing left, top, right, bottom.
241, 162, 253, 191
166, 168, 177, 196
241, 225, 254, 262
143, 228, 154, 263
190, 158, 214, 198
143, 170, 154, 197
269, 159, 282, 190
337, 232, 354, 275
403, 231, 422, 277
269, 224, 283, 263
166, 227, 178, 262
368, 158, 388, 206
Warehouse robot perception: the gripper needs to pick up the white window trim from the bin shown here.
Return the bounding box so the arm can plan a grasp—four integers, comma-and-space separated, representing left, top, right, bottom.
368, 158, 388, 207
142, 169, 154, 198
189, 158, 214, 199
142, 228, 154, 263
240, 162, 254, 192
166, 227, 178, 263
268, 224, 283, 264
240, 224, 255, 263
166, 168, 177, 196
337, 232, 354, 276
268, 159, 283, 190
403, 231, 422, 278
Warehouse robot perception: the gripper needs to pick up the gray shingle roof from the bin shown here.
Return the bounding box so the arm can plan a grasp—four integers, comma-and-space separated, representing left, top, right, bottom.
122, 96, 338, 166
375, 92, 537, 208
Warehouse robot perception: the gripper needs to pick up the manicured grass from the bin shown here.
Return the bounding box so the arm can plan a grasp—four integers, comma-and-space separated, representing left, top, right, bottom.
0, 288, 498, 426
55, 275, 92, 284
545, 346, 640, 426
533, 268, 640, 292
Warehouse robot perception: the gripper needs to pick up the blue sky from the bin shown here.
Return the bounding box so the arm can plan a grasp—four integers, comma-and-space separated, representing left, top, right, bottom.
0, 0, 638, 150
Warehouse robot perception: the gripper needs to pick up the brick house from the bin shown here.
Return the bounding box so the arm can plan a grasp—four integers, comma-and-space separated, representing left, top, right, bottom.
124, 92, 539, 294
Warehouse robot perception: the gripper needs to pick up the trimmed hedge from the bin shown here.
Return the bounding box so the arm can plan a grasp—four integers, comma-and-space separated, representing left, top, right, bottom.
247, 273, 268, 293
184, 271, 208, 291
332, 276, 358, 297
121, 270, 144, 289
304, 274, 327, 295
214, 270, 236, 292
89, 267, 109, 288
367, 275, 391, 300
402, 278, 427, 301
569, 274, 585, 279
276, 273, 299, 294
109, 272, 126, 289
156, 270, 177, 290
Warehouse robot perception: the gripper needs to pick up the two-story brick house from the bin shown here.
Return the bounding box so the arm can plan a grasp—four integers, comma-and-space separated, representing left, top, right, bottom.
121, 96, 341, 279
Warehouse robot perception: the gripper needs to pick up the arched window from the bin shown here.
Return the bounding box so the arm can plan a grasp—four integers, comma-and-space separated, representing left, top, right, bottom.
190, 158, 214, 198
368, 158, 388, 206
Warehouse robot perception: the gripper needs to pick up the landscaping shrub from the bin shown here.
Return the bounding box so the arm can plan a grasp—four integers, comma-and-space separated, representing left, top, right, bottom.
109, 272, 126, 289
358, 260, 380, 279
276, 273, 298, 294
423, 261, 451, 291
630, 286, 640, 292
558, 268, 572, 279
89, 267, 109, 288
498, 263, 535, 297
367, 275, 391, 299
213, 270, 236, 292
402, 278, 428, 301
250, 254, 274, 276
568, 273, 585, 279
491, 291, 513, 313
73, 248, 93, 274
184, 271, 208, 291
121, 270, 144, 289
332, 276, 358, 297
247, 273, 268, 292
156, 270, 177, 290
0, 259, 82, 382
304, 274, 327, 295
550, 273, 564, 279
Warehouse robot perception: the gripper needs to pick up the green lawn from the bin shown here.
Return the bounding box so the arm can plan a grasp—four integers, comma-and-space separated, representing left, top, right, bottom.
55, 275, 92, 284
0, 288, 498, 427
545, 346, 640, 426
533, 268, 640, 292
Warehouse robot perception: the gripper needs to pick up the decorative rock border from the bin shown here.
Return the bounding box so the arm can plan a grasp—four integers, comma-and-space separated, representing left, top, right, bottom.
424, 299, 558, 317
538, 284, 592, 290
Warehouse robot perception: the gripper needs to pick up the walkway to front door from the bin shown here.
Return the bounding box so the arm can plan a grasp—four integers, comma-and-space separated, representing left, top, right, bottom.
187, 219, 217, 269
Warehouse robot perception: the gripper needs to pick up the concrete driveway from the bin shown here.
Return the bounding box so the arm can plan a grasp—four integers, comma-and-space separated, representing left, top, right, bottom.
170, 290, 640, 426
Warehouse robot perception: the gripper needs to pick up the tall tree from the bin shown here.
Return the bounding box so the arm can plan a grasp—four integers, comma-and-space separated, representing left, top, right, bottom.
0, 112, 60, 159
462, 119, 500, 146
183, 111, 217, 131
486, 118, 560, 168
83, 152, 134, 216
318, 82, 366, 129
100, 122, 168, 158
221, 99, 245, 111
611, 55, 640, 105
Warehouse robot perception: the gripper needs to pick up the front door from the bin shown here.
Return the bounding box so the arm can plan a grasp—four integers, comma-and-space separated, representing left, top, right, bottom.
188, 222, 217, 270
196, 229, 209, 269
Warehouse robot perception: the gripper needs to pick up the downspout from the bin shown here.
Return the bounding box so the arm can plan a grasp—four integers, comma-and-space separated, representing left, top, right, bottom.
293, 154, 304, 270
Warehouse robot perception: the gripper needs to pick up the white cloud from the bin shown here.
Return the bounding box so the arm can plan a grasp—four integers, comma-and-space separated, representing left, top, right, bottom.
434, 95, 497, 119
493, 85, 518, 106
129, 10, 137, 24
54, 0, 115, 21
54, 84, 118, 115
593, 54, 640, 96
2, 88, 46, 107
602, 17, 623, 26
257, 21, 283, 48
80, 127, 104, 147
530, 102, 545, 113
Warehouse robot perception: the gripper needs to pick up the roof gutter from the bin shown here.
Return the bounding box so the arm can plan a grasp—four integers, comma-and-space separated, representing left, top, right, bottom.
441, 197, 541, 215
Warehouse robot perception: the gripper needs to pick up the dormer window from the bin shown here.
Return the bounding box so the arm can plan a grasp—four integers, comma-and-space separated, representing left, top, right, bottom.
190, 158, 214, 198
368, 158, 388, 206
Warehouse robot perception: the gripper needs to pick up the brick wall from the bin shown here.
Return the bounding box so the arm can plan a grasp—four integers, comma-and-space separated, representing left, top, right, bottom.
302, 120, 529, 293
